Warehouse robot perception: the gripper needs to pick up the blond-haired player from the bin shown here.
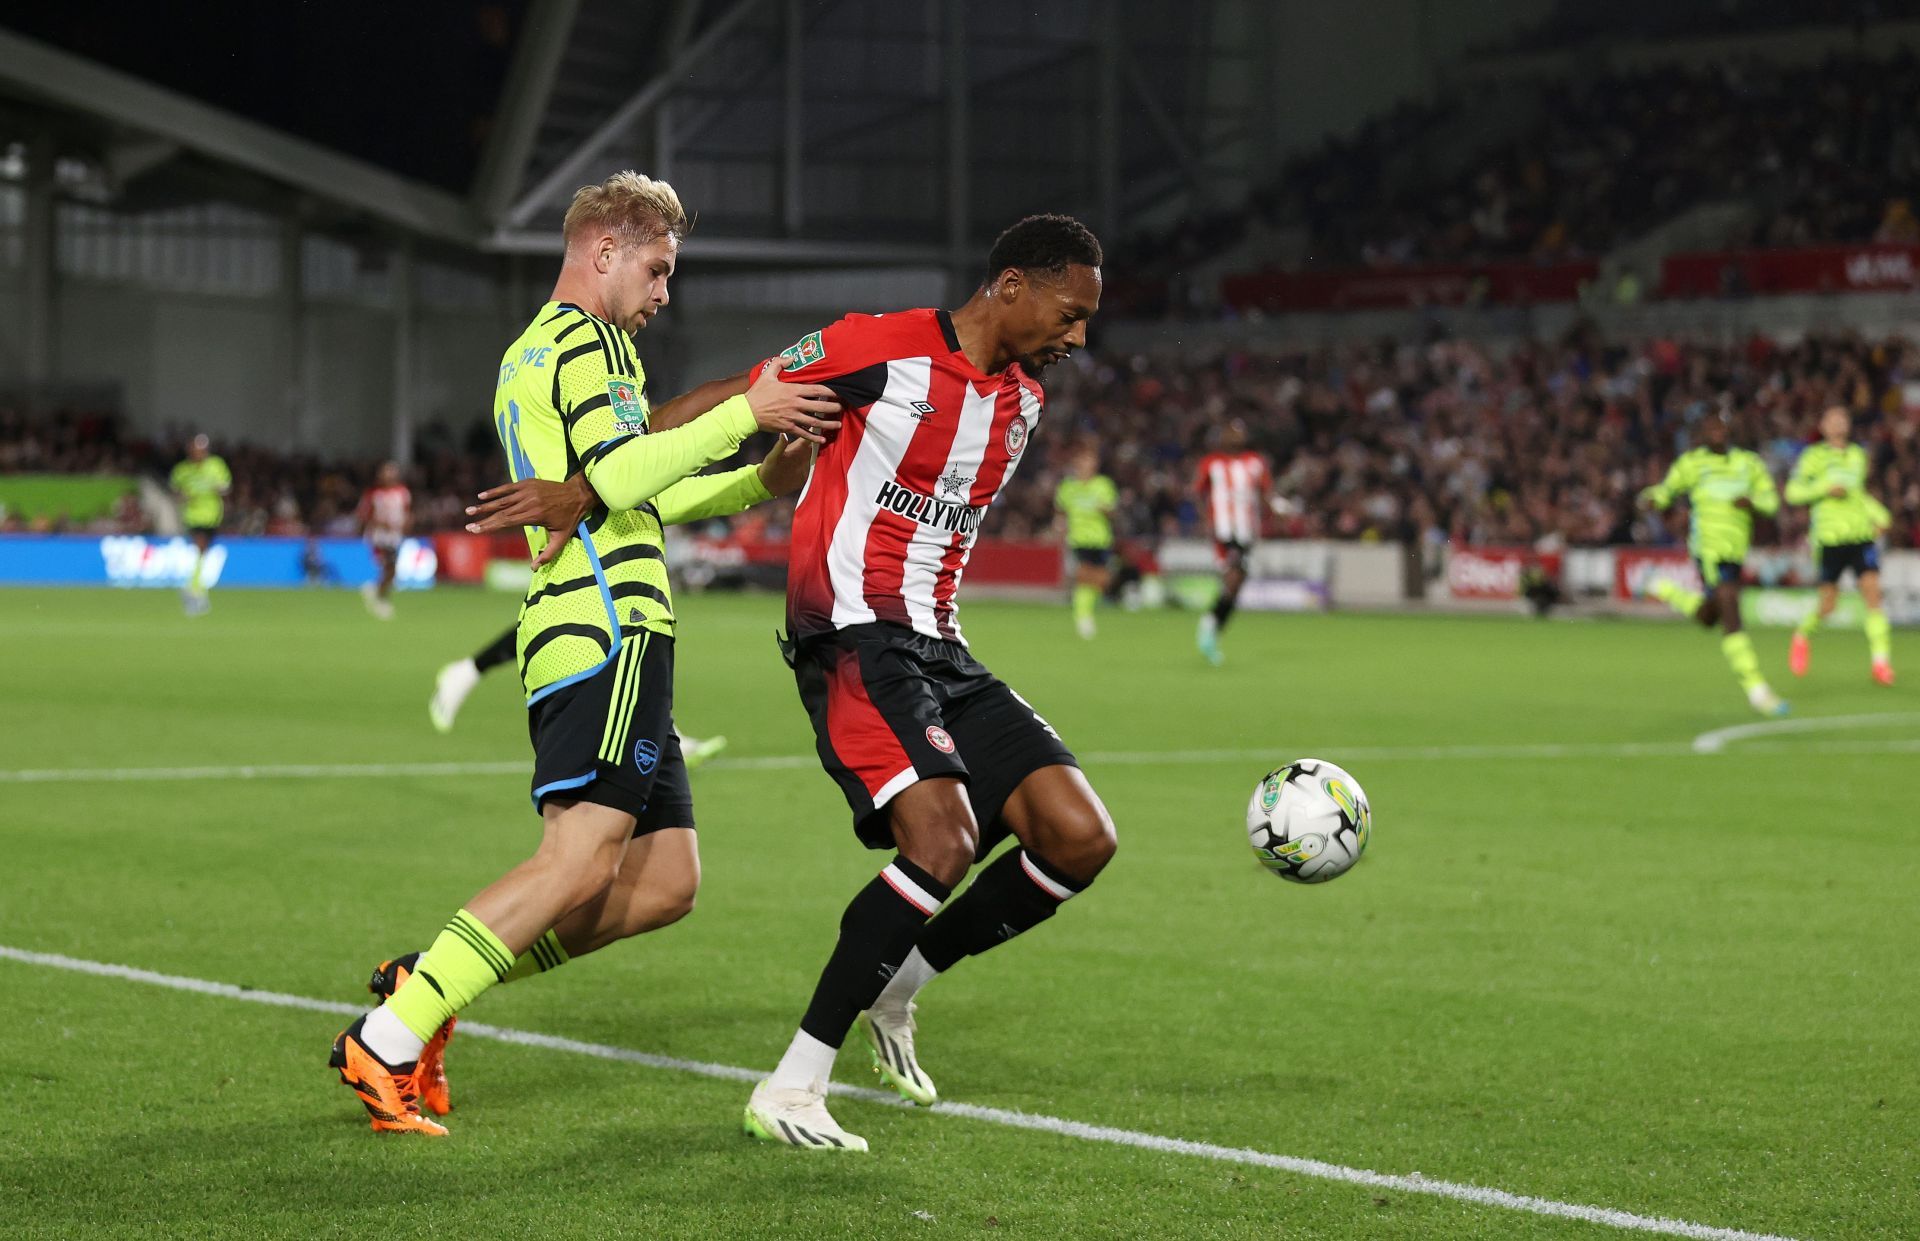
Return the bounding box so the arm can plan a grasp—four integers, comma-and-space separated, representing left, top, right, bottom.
330, 172, 839, 1134
1786, 406, 1895, 685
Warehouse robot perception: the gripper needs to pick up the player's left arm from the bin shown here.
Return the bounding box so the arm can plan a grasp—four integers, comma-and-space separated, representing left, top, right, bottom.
654, 436, 814, 525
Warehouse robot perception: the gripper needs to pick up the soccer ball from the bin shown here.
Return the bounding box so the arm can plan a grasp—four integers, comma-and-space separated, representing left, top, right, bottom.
1246, 758, 1371, 883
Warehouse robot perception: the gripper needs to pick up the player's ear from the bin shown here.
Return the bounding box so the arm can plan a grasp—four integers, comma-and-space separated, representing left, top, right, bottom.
996, 268, 1023, 302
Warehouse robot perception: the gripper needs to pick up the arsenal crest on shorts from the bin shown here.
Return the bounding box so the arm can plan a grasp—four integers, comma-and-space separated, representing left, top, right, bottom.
1005, 415, 1028, 457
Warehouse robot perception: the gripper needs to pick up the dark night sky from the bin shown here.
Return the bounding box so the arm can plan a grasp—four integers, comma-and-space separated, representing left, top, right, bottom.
3, 2, 525, 192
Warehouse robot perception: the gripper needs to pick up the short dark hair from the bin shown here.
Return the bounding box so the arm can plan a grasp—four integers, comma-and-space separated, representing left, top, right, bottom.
986, 214, 1103, 283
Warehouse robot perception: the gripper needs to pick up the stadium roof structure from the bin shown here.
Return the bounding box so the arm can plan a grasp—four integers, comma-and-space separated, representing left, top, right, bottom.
0, 0, 1250, 269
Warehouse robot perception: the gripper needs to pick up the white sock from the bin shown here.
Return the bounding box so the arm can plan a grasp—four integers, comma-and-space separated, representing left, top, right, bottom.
871, 947, 939, 1017
768, 1029, 839, 1092
360, 1004, 427, 1066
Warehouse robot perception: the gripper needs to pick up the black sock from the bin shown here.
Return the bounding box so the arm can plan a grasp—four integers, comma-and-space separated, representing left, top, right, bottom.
1210, 593, 1238, 630
915, 847, 1087, 973
798, 857, 952, 1047
472, 626, 518, 673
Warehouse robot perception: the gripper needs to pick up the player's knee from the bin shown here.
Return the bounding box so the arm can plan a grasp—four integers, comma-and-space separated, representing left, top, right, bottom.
648, 864, 701, 927
901, 819, 978, 888
1044, 802, 1117, 880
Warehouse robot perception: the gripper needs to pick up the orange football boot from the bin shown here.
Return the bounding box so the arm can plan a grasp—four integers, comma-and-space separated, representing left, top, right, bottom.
368, 953, 455, 1116
329, 1018, 447, 1135
1789, 632, 1811, 677
1873, 661, 1896, 687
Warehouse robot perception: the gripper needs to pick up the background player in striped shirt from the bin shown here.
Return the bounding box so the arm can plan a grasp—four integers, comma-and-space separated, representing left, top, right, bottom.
1191, 420, 1272, 665
168, 433, 230, 616
1785, 405, 1895, 684
740, 215, 1118, 1152
356, 461, 410, 619
329, 172, 836, 1135
1053, 444, 1118, 638
1639, 406, 1788, 716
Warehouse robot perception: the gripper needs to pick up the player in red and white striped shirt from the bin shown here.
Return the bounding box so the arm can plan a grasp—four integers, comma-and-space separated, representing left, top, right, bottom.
1191, 420, 1272, 664
357, 462, 412, 619
743, 216, 1119, 1152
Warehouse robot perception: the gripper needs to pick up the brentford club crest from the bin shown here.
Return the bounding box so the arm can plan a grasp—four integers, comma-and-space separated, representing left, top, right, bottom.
925, 725, 956, 753
1005, 415, 1028, 456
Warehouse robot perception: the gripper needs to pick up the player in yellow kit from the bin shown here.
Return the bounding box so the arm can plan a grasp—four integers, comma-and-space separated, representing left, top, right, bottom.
328, 171, 840, 1135
1053, 445, 1118, 638
1639, 407, 1788, 716
168, 434, 230, 615
1785, 405, 1895, 685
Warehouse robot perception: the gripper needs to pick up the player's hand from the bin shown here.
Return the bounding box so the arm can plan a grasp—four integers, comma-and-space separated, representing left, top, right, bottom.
1827, 484, 1849, 498
1635, 491, 1658, 512
1733, 497, 1753, 511
465, 473, 598, 568
746, 360, 841, 443
756, 434, 816, 498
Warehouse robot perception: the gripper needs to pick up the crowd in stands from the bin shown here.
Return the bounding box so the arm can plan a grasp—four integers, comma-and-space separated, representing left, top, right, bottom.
997, 329, 1920, 553
0, 406, 502, 536
6, 331, 1920, 556
1112, 45, 1920, 313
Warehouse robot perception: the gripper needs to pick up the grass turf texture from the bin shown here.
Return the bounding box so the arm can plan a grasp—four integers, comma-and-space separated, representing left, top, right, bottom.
0, 586, 1913, 1240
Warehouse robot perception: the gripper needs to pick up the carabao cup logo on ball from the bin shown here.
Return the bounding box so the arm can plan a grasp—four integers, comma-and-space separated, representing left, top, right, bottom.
1258, 770, 1285, 813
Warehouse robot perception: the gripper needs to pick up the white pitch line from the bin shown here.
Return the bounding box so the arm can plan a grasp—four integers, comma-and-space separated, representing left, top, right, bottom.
0, 944, 1803, 1241
1691, 711, 1920, 754
3, 735, 1920, 784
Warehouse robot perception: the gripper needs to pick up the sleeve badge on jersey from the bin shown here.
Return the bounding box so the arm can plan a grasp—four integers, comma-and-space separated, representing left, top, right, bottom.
779, 330, 826, 371
608, 379, 649, 433
1005, 415, 1028, 457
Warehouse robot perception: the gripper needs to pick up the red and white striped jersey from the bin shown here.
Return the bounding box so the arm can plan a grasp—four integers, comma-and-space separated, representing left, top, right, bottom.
358, 484, 411, 539
1194, 451, 1269, 545
774, 308, 1043, 646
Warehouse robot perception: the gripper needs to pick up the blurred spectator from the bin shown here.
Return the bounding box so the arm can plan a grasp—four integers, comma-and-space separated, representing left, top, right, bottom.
8, 330, 1919, 554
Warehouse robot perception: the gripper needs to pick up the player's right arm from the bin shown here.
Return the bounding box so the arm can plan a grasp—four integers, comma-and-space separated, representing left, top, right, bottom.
1638, 453, 1693, 510
1783, 446, 1827, 506
577, 359, 839, 511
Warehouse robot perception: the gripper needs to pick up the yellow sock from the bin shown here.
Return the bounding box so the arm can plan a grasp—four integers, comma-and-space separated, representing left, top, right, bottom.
386, 909, 514, 1041
1651, 579, 1702, 618
188, 551, 206, 594
1072, 584, 1097, 628
1796, 609, 1821, 637
1721, 632, 1764, 693
501, 929, 569, 983
1865, 609, 1892, 664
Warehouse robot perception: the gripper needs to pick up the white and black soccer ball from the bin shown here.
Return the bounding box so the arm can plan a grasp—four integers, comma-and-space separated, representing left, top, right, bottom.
1246, 758, 1371, 884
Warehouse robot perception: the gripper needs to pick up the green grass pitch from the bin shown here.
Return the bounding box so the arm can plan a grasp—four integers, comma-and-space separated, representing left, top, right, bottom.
0, 586, 1913, 1239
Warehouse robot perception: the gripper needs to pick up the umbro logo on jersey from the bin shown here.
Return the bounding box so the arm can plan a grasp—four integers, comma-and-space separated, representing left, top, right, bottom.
874, 479, 986, 536
908, 400, 937, 419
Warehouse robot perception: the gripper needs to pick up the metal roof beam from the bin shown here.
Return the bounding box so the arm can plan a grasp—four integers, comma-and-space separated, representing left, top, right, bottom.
0, 27, 483, 245
505, 0, 767, 230
472, 0, 582, 223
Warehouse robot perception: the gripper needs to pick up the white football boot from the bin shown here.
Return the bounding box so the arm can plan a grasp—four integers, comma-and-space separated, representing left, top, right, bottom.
429, 659, 481, 733
743, 1079, 868, 1152
857, 1007, 937, 1106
